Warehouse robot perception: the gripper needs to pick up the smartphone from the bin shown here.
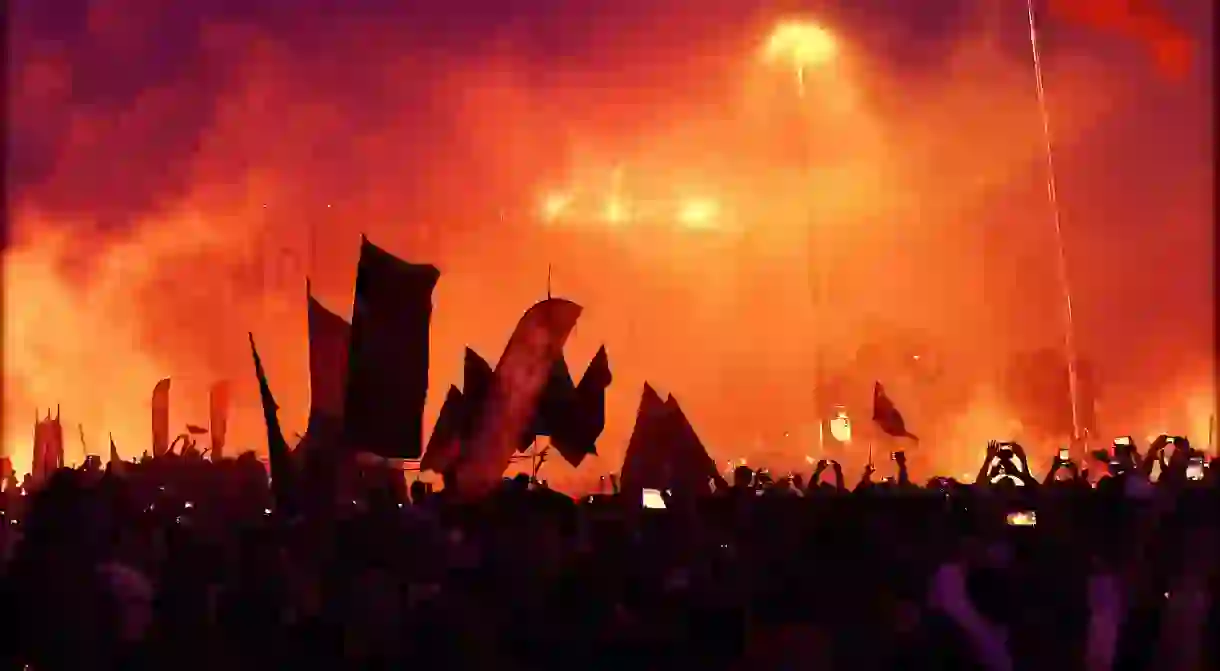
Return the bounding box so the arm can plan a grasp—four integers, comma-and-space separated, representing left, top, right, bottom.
1186, 457, 1205, 481
1057, 448, 1071, 462
641, 488, 667, 509
1006, 511, 1037, 527
1114, 436, 1132, 447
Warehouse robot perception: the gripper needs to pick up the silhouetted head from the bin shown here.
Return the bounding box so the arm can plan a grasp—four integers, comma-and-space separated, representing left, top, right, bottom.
733, 466, 753, 488
410, 480, 428, 504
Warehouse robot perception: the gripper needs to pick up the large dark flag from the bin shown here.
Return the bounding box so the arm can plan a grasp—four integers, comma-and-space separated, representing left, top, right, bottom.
551, 345, 612, 467
420, 385, 466, 474
518, 355, 577, 451
455, 298, 582, 497
151, 378, 171, 457
663, 394, 727, 493
306, 283, 351, 441
460, 348, 495, 436
873, 382, 918, 441
250, 334, 297, 515
342, 237, 440, 459
619, 384, 673, 495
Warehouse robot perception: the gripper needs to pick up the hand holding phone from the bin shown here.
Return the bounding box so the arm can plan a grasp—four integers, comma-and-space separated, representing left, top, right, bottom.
1057, 448, 1071, 463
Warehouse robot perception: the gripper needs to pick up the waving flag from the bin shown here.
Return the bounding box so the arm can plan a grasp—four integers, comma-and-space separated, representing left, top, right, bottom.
619, 384, 671, 495
251, 334, 296, 515
551, 345, 613, 467
455, 298, 583, 497
420, 385, 466, 474
873, 382, 918, 441
306, 284, 350, 442
519, 356, 578, 451
343, 236, 440, 459
459, 348, 495, 438
151, 378, 171, 457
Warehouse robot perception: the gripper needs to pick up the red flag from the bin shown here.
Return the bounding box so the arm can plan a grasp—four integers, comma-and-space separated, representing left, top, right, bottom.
306, 284, 350, 439
620, 384, 674, 494
420, 385, 466, 474
151, 378, 171, 457
1047, 0, 1193, 79
342, 237, 440, 459
873, 382, 918, 441
209, 381, 232, 459
455, 298, 583, 497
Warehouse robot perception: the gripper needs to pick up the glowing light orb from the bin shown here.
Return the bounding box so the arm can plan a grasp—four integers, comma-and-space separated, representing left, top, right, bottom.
603, 198, 629, 225
541, 193, 571, 222
763, 20, 839, 73
678, 199, 719, 229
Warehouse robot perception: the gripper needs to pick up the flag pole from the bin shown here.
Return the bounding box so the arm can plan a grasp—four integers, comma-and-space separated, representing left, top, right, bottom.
1025, 0, 1083, 443
1208, 414, 1215, 455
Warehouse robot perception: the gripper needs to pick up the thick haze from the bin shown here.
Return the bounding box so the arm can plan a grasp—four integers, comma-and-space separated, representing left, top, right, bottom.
5, 0, 1213, 484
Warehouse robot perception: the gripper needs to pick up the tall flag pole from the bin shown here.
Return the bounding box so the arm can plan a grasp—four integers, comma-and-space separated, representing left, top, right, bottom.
1025, 0, 1082, 443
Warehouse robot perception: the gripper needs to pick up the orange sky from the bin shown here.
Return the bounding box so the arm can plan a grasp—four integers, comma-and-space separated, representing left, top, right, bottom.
5, 0, 1212, 486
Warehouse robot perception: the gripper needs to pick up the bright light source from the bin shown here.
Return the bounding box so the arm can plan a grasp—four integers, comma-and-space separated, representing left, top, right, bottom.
603, 198, 629, 225
678, 199, 718, 229
764, 20, 838, 70
541, 193, 571, 222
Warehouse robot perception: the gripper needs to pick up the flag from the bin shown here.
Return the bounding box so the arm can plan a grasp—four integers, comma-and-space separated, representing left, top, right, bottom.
209, 381, 232, 459
1047, 0, 1192, 79
663, 395, 727, 493
620, 384, 673, 495
420, 385, 466, 474
519, 355, 578, 451
872, 382, 917, 441
455, 298, 583, 497
151, 378, 171, 457
551, 345, 612, 467
460, 348, 495, 438
306, 283, 350, 442
32, 408, 65, 487
250, 333, 296, 515
109, 433, 122, 468
342, 237, 440, 459
31, 411, 45, 486
185, 425, 209, 435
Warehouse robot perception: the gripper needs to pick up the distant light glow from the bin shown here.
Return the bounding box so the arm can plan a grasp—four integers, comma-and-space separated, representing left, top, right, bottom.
541, 193, 571, 222
678, 199, 719, 229
763, 20, 839, 93
603, 198, 629, 225
829, 409, 852, 443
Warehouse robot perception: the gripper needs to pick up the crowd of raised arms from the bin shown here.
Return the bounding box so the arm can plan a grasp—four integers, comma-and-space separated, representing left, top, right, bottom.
0, 432, 1214, 671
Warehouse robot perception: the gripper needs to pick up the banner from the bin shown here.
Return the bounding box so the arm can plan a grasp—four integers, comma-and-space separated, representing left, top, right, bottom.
151, 378, 171, 457
455, 298, 582, 497
342, 237, 440, 459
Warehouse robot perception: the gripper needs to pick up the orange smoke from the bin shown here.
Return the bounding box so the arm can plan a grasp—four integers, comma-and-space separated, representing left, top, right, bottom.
4, 2, 1210, 487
